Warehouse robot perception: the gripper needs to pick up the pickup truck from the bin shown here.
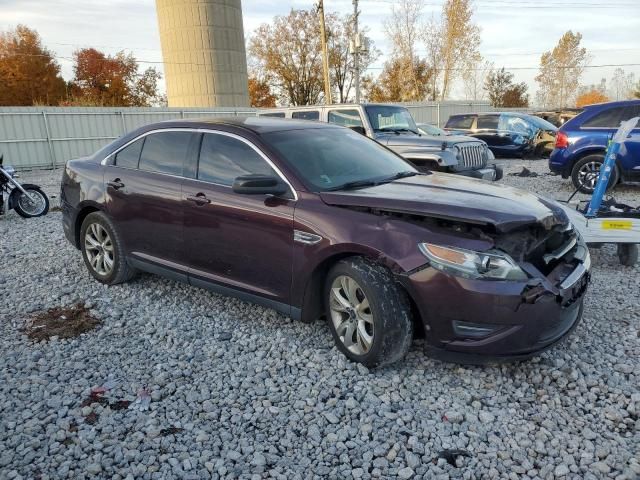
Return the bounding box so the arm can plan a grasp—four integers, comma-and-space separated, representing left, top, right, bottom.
257, 103, 502, 181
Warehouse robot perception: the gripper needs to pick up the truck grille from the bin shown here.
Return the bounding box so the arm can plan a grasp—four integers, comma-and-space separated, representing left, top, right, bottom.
459, 144, 487, 169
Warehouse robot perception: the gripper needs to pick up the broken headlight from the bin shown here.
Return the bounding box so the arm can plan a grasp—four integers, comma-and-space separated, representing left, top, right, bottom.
419, 243, 528, 281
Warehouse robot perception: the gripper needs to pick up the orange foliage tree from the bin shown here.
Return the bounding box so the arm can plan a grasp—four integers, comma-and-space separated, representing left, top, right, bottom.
248, 77, 276, 107
576, 89, 609, 108
68, 48, 162, 107
0, 25, 66, 106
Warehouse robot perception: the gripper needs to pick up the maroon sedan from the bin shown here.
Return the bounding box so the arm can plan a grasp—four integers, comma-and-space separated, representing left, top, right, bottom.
61, 117, 590, 367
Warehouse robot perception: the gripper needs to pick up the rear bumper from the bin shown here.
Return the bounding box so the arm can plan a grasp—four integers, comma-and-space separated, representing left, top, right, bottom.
61, 200, 79, 248
400, 249, 590, 363
549, 148, 572, 177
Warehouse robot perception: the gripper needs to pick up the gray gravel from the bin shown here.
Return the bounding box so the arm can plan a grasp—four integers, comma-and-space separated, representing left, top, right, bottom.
1, 163, 639, 479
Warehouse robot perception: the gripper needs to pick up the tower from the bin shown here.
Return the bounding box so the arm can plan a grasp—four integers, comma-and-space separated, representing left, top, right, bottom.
155, 0, 250, 107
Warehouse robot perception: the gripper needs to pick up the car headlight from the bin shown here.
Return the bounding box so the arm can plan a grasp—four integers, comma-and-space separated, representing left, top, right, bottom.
419, 243, 528, 281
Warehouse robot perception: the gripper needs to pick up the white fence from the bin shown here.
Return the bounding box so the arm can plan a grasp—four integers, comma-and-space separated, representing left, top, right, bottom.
0, 102, 531, 170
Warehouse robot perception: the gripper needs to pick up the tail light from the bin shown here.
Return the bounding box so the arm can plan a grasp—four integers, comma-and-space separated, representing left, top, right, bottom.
555, 131, 569, 149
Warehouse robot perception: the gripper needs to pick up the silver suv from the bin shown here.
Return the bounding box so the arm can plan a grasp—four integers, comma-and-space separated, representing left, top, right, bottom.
257, 104, 502, 181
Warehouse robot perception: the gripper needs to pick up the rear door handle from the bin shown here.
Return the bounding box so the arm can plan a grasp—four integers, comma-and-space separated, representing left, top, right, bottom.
107, 179, 125, 190
187, 193, 211, 205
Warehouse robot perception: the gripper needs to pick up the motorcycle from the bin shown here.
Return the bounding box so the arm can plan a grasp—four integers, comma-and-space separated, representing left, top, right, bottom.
0, 154, 49, 218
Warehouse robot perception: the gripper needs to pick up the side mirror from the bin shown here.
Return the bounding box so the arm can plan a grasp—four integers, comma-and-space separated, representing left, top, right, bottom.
232, 174, 288, 196
348, 125, 366, 136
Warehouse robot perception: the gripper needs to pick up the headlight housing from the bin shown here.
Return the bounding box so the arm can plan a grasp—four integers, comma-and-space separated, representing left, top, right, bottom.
419, 243, 528, 281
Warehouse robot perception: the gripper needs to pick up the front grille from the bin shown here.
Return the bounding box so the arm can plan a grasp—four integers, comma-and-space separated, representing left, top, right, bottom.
459, 144, 488, 169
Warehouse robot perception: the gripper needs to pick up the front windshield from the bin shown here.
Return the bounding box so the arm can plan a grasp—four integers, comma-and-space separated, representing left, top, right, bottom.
527, 115, 558, 131
263, 128, 417, 192
365, 105, 419, 134
419, 124, 446, 136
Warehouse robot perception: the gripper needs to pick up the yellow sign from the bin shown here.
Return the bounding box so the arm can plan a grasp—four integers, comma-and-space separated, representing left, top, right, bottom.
601, 220, 633, 230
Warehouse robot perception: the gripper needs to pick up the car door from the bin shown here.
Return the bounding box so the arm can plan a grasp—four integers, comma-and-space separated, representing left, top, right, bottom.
616, 105, 640, 175
182, 131, 295, 306
475, 115, 503, 148
105, 129, 198, 275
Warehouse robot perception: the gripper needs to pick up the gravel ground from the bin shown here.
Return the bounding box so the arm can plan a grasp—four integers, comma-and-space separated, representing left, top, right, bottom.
0, 162, 639, 480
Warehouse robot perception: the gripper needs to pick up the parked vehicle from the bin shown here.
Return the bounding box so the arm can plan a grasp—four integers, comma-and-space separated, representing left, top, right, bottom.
534, 109, 581, 128
445, 112, 558, 158
61, 117, 590, 367
417, 123, 448, 136
258, 104, 502, 181
0, 154, 49, 218
549, 100, 640, 193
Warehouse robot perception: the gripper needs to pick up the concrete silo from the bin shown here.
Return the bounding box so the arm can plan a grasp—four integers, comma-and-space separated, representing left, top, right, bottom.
155, 0, 250, 107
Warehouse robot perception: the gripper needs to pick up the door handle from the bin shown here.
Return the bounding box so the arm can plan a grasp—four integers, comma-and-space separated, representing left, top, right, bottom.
107, 179, 125, 190
187, 193, 211, 205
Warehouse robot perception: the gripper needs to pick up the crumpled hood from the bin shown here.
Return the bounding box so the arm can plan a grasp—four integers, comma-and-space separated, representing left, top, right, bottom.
319, 173, 569, 233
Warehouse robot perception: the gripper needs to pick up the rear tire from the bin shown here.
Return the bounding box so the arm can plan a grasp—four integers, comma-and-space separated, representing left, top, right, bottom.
571, 154, 619, 194
324, 257, 413, 368
617, 244, 638, 267
80, 211, 136, 285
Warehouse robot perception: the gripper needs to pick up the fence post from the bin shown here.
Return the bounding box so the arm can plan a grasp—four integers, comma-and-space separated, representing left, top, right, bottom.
120, 111, 127, 134
436, 103, 441, 127
42, 111, 56, 169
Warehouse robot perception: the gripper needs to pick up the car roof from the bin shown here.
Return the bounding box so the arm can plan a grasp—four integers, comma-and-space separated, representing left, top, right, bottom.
581, 99, 640, 110
149, 116, 342, 134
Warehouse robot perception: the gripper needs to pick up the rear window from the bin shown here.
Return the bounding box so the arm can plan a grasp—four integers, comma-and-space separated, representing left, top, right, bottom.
477, 116, 499, 130
138, 131, 194, 176
582, 107, 626, 128
446, 115, 474, 129
292, 111, 320, 121
114, 138, 144, 169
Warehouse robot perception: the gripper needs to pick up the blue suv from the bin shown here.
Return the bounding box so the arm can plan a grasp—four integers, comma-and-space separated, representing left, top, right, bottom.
549, 100, 640, 193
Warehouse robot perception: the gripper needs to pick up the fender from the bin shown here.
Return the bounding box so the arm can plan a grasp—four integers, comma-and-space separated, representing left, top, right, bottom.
8, 183, 41, 210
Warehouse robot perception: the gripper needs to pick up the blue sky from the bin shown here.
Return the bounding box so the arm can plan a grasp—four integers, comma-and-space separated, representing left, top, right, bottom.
1, 0, 639, 101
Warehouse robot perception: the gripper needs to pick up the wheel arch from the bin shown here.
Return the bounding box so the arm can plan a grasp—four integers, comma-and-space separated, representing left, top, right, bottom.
73, 202, 104, 249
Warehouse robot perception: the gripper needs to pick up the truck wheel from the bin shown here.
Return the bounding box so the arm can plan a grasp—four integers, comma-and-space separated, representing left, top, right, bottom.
324, 257, 413, 368
617, 244, 638, 266
571, 154, 619, 194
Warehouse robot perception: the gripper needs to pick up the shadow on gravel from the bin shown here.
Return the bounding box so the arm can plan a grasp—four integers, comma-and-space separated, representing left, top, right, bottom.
24, 304, 101, 341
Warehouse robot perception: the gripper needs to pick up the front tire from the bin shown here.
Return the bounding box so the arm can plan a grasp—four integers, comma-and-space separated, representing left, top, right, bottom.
571, 154, 619, 194
80, 212, 135, 285
14, 187, 49, 218
324, 257, 413, 368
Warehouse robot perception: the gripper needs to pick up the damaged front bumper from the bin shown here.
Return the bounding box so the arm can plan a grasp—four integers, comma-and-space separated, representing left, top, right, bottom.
400, 238, 590, 363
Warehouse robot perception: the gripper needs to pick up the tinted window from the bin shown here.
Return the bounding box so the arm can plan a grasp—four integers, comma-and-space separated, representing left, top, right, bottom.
114, 138, 144, 169
292, 111, 320, 121
263, 128, 415, 192
446, 115, 474, 129
582, 107, 625, 128
365, 105, 418, 132
328, 109, 364, 128
139, 131, 193, 176
259, 112, 285, 118
198, 133, 276, 186
477, 116, 499, 130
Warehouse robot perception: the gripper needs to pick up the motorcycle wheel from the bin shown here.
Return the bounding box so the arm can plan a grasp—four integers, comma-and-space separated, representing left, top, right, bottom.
14, 187, 49, 218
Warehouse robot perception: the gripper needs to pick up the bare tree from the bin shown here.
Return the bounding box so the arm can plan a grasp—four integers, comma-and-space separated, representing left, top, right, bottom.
609, 68, 636, 101
535, 31, 589, 108
423, 16, 443, 101
461, 55, 492, 101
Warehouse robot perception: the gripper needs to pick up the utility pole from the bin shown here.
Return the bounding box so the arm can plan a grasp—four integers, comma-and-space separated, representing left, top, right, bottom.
352, 0, 361, 103
318, 0, 333, 105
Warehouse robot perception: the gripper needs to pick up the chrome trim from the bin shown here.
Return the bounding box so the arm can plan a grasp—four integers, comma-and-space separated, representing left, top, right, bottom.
101, 127, 298, 201
294, 230, 323, 245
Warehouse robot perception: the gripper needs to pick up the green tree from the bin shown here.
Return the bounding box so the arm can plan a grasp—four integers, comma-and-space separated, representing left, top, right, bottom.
0, 25, 66, 106
485, 68, 529, 108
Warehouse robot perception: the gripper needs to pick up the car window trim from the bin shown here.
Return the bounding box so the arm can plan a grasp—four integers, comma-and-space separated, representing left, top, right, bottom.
102, 127, 298, 201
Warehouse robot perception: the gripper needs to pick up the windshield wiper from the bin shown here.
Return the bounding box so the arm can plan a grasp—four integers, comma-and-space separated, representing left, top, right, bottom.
379, 127, 420, 135
326, 171, 419, 192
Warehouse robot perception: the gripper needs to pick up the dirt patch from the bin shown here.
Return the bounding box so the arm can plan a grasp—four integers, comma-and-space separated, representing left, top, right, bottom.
24, 304, 101, 341
160, 427, 184, 436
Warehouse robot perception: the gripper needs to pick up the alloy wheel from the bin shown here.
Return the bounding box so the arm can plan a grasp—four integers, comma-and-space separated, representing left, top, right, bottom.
17, 190, 47, 216
329, 275, 374, 355
577, 161, 601, 191
84, 223, 114, 276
